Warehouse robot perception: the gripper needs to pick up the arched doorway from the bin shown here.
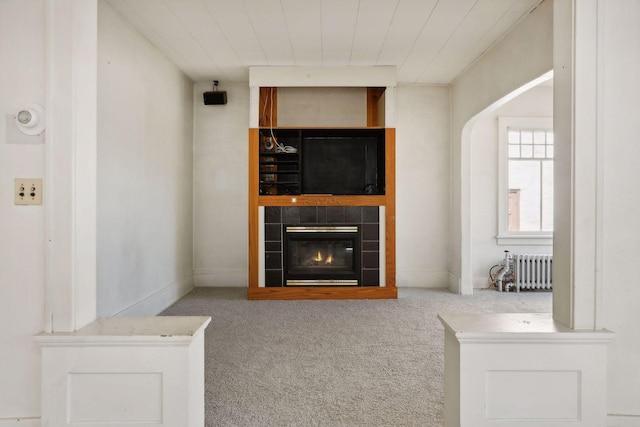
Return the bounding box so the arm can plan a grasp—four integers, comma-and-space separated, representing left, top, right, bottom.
459, 71, 553, 294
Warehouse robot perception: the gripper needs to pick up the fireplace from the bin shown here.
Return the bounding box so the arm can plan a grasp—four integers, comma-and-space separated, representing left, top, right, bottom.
283, 225, 360, 286
263, 206, 381, 288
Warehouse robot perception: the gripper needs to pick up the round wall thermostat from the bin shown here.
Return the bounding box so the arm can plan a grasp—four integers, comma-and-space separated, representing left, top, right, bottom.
15, 104, 45, 135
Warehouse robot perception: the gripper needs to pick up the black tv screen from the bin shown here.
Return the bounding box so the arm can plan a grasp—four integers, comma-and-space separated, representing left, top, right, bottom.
301, 135, 384, 195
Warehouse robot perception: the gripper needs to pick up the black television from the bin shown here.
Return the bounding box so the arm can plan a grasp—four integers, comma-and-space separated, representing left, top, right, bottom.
301, 131, 385, 195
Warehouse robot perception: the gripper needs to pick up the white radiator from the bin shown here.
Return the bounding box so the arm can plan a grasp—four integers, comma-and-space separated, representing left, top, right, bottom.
513, 254, 553, 291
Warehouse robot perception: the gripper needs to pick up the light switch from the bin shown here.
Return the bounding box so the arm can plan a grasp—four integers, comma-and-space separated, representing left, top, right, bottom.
15, 178, 42, 205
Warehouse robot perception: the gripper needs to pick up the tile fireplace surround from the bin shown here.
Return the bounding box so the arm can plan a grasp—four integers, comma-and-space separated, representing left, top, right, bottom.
262, 206, 381, 287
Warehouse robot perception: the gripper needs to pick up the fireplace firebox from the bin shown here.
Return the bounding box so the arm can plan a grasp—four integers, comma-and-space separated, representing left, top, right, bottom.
283, 225, 360, 286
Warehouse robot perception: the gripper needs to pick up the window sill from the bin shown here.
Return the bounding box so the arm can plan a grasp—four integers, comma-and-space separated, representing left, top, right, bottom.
496, 234, 553, 246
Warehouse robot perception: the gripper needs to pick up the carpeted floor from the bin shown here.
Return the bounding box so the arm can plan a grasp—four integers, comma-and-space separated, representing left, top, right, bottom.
161, 287, 552, 427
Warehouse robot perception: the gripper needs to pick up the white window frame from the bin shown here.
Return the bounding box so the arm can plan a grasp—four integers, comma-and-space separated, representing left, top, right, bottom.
497, 117, 553, 245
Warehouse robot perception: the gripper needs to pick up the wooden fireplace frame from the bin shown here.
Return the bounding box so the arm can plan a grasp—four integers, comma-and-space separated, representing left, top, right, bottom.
247, 73, 397, 300
248, 127, 396, 300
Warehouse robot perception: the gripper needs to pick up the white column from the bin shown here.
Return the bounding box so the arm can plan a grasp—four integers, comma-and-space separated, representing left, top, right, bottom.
249, 85, 260, 128
45, 0, 97, 332
553, 0, 601, 329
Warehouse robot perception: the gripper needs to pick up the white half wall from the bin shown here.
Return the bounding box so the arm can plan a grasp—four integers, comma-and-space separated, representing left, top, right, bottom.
471, 85, 553, 288
0, 0, 46, 419
36, 316, 211, 427
97, 2, 195, 315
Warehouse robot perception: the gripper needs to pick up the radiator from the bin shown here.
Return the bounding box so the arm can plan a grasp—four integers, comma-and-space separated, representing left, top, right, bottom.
513, 254, 553, 291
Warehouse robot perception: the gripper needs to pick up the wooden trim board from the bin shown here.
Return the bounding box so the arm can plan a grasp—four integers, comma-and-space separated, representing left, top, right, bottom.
248, 286, 397, 300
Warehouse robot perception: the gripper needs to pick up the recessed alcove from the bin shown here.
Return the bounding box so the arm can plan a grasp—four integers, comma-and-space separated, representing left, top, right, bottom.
276, 87, 370, 127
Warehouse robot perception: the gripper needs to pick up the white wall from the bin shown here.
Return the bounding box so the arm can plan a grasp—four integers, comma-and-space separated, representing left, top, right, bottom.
193, 83, 451, 288
450, 0, 553, 293
277, 87, 367, 127
0, 0, 46, 419
598, 0, 640, 418
396, 85, 451, 287
471, 85, 553, 287
193, 82, 250, 287
97, 2, 195, 316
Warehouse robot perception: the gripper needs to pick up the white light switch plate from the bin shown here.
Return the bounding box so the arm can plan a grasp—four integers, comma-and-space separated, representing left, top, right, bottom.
15, 178, 43, 205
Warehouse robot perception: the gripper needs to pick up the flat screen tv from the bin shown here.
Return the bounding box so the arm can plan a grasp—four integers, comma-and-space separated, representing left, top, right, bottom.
301, 132, 385, 195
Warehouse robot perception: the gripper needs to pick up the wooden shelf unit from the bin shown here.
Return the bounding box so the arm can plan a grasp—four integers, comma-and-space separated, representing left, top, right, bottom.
258, 87, 386, 128
248, 86, 396, 300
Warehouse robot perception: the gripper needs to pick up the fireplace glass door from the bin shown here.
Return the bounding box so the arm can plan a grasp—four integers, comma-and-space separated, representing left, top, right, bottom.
284, 226, 360, 286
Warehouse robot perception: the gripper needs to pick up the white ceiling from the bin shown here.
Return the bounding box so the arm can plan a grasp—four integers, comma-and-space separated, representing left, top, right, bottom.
104, 0, 544, 85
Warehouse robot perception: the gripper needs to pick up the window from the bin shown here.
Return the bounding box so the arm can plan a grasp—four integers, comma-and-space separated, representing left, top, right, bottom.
497, 117, 553, 245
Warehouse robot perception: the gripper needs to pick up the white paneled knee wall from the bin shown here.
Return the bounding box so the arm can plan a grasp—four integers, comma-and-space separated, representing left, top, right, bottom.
35, 316, 210, 427
438, 313, 614, 427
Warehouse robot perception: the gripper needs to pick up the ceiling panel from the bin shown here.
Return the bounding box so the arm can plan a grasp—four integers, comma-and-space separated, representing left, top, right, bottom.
349, 0, 398, 65
167, 39, 216, 69
124, 0, 193, 40
320, 0, 360, 66
398, 0, 478, 83
420, 0, 539, 81
201, 0, 268, 67
418, 0, 517, 83
449, 0, 543, 77
281, 0, 323, 65
105, 0, 148, 30
141, 31, 206, 81
375, 0, 438, 66
243, 0, 295, 65
103, 0, 544, 84
164, 0, 222, 41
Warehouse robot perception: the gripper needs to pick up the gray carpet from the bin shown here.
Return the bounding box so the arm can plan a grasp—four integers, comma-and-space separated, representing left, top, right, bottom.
161, 287, 552, 427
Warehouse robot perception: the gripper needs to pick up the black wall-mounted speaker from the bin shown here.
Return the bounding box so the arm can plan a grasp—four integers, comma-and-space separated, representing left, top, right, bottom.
203, 91, 227, 105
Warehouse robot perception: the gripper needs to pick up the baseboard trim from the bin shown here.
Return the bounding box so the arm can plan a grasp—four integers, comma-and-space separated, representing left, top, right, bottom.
608, 414, 640, 426
395, 270, 449, 288
0, 418, 40, 427
473, 276, 493, 289
115, 272, 194, 316
194, 269, 247, 287
448, 272, 461, 294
